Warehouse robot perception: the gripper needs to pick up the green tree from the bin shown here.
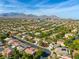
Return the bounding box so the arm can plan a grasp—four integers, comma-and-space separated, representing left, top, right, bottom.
11, 48, 20, 59
22, 52, 33, 59
33, 50, 44, 59
0, 33, 7, 43
74, 53, 79, 59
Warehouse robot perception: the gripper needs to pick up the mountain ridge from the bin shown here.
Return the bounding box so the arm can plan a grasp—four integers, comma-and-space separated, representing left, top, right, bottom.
0, 12, 60, 20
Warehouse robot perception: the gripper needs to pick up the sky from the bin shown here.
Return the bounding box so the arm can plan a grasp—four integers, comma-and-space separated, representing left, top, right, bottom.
0, 0, 79, 19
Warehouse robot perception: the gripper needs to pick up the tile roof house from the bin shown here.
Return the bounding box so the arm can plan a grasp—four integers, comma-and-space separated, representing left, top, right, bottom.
2, 48, 13, 57
24, 47, 37, 55
8, 39, 21, 48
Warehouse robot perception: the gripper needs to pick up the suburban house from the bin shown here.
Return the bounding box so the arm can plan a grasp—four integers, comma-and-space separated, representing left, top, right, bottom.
64, 33, 74, 39
7, 39, 21, 48
2, 48, 13, 57
4, 38, 11, 41
71, 28, 77, 33
24, 46, 37, 55
16, 45, 25, 52
57, 40, 65, 46
54, 47, 70, 57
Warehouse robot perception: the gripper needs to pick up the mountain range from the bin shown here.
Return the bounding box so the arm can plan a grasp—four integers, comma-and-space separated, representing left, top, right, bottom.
0, 12, 60, 20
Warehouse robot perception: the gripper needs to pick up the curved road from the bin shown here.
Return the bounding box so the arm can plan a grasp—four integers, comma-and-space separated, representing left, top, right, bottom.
12, 36, 51, 55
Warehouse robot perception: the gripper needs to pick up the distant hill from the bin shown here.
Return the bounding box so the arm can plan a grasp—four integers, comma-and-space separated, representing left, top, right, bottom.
0, 12, 60, 20
0, 12, 26, 16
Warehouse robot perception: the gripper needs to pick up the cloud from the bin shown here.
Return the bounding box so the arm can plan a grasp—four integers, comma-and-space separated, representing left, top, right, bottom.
27, 3, 79, 19
55, 0, 79, 8
0, 0, 79, 19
